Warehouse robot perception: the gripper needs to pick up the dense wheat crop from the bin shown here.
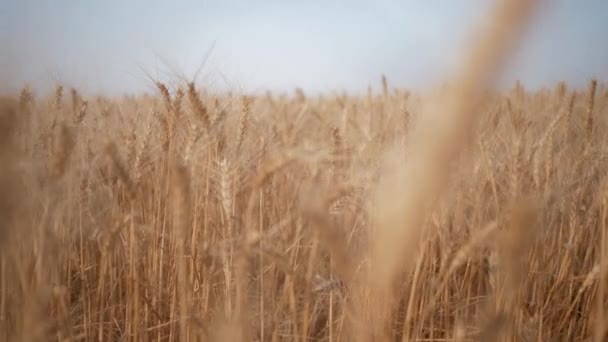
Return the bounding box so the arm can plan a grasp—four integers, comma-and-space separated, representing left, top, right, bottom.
2, 77, 607, 341
1, 1, 607, 341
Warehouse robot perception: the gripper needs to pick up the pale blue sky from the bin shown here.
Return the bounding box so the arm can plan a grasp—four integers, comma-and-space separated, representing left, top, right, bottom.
1, 1, 607, 95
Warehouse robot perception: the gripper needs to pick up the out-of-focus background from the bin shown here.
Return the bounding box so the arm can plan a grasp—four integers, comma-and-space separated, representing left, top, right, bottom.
2, 0, 607, 95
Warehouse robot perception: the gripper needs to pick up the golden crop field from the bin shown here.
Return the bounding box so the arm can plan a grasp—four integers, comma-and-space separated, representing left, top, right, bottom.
1, 1, 607, 341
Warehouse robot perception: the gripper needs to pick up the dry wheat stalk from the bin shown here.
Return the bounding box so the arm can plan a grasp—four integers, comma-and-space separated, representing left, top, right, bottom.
586, 79, 598, 137
235, 96, 251, 156
187, 82, 210, 129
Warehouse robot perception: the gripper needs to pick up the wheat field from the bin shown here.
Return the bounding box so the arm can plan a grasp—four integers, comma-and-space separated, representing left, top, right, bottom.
1, 1, 608, 341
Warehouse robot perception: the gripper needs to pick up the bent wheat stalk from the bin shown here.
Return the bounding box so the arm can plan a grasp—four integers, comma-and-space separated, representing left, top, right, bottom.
362, 0, 540, 340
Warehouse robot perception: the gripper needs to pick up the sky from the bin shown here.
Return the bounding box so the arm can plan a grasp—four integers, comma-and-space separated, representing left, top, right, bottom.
1, 0, 607, 96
